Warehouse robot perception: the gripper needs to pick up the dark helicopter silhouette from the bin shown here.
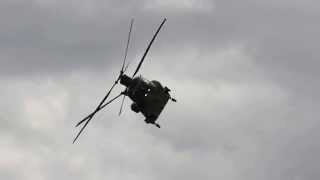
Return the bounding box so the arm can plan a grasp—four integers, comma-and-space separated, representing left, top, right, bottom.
73, 18, 176, 143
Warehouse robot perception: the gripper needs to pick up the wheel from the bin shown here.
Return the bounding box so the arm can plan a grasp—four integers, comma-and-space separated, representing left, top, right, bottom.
131, 103, 140, 113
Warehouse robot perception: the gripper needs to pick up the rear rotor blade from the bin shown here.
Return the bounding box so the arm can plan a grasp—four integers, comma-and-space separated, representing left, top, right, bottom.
73, 93, 123, 143
121, 19, 134, 73
79, 92, 124, 125
132, 18, 166, 77
76, 77, 119, 127
73, 19, 136, 143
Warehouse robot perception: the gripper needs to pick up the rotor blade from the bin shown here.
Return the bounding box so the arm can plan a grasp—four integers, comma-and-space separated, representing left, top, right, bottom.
78, 92, 123, 125
118, 94, 126, 116
75, 18, 132, 127
73, 93, 123, 143
132, 18, 166, 77
121, 19, 134, 73
76, 78, 119, 127
123, 60, 131, 73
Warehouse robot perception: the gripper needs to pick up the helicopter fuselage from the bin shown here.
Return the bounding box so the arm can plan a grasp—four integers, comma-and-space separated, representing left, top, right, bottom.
120, 74, 170, 124
73, 18, 169, 143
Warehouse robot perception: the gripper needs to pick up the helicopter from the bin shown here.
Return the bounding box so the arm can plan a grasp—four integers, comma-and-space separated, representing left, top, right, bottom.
73, 18, 176, 143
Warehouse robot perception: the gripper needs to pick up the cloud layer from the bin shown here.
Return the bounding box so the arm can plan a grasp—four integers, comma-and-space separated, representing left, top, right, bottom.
1, 0, 320, 180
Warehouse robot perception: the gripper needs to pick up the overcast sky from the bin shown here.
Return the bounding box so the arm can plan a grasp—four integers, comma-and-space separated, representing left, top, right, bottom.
1, 0, 320, 180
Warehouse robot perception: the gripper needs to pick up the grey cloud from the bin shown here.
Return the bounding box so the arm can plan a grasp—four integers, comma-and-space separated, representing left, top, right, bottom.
1, 0, 320, 180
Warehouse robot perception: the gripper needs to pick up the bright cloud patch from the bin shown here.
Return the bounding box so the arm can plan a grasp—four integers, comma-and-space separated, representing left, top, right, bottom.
143, 0, 214, 13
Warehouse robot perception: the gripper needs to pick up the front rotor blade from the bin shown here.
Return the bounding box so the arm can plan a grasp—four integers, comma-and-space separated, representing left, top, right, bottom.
121, 19, 134, 73
76, 19, 134, 127
132, 18, 166, 77
73, 93, 123, 143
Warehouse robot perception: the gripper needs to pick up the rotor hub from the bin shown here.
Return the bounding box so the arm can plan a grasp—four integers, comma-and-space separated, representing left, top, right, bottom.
120, 74, 133, 87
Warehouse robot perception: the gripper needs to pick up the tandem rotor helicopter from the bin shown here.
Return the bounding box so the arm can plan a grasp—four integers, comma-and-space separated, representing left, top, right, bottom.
73, 18, 176, 143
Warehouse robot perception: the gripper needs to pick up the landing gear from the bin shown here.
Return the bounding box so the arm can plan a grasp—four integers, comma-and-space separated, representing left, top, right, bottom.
145, 115, 160, 128
164, 86, 177, 102
154, 123, 160, 128
147, 121, 160, 128
131, 103, 140, 113
170, 97, 177, 102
